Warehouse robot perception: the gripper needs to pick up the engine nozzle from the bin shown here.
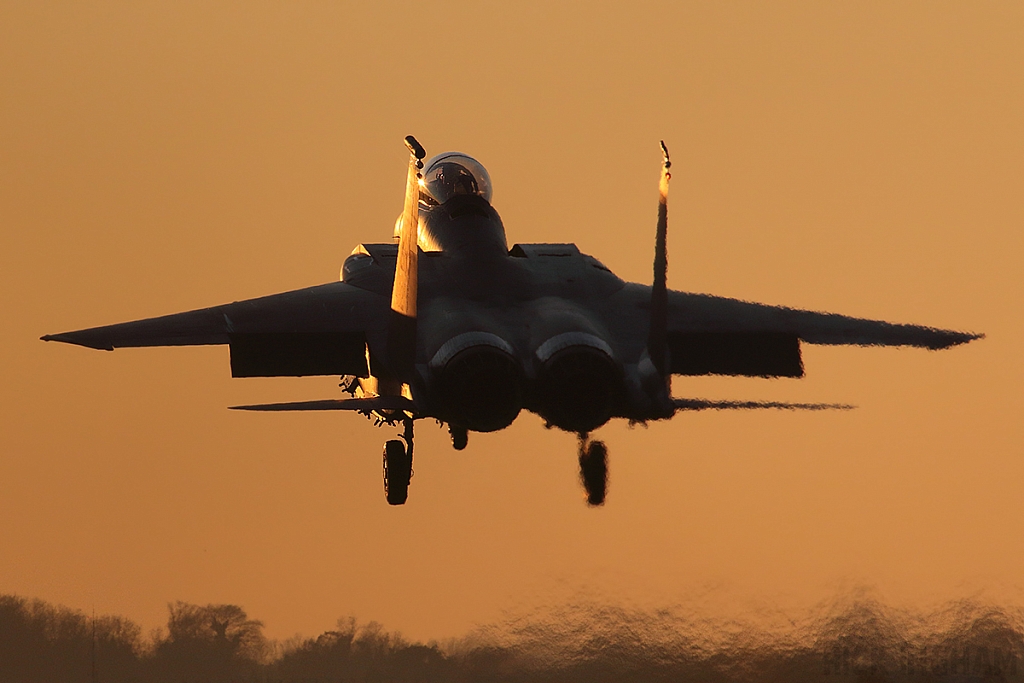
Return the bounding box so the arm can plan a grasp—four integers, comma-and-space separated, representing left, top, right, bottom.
534, 343, 619, 434
432, 333, 523, 433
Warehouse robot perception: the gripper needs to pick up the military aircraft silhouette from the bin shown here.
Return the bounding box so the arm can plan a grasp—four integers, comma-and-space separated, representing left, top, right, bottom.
43, 137, 981, 506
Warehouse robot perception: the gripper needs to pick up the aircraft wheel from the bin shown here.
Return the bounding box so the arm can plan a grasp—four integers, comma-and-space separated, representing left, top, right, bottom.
383, 439, 412, 505
579, 440, 607, 506
449, 424, 468, 451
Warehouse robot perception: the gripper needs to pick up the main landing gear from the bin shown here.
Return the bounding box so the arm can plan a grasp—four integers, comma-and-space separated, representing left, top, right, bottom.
382, 416, 414, 505
382, 418, 609, 507
382, 419, 470, 505
578, 435, 608, 506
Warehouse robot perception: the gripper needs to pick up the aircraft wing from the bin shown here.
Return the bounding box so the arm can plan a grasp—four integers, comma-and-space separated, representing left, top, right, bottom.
41, 282, 389, 377
664, 290, 981, 377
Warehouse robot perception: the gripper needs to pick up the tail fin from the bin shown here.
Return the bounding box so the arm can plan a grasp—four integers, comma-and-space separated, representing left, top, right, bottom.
385, 136, 426, 382
646, 141, 671, 379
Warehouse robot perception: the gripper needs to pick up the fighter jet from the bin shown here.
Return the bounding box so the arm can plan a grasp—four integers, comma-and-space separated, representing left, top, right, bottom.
42, 137, 981, 506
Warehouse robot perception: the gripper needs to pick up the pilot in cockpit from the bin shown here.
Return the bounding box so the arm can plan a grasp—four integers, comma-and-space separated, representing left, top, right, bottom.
419, 152, 493, 207
394, 151, 505, 251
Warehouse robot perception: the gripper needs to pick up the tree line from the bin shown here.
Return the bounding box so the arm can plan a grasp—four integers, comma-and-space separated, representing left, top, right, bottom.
2, 592, 1024, 682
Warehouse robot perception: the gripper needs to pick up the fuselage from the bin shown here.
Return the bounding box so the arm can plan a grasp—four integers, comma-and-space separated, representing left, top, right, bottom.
342, 194, 668, 433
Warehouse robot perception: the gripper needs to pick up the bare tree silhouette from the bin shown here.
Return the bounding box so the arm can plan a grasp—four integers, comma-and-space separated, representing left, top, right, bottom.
150, 601, 269, 682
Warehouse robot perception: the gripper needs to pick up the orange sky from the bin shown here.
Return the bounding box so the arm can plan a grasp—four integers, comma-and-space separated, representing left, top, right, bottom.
1, 1, 1021, 641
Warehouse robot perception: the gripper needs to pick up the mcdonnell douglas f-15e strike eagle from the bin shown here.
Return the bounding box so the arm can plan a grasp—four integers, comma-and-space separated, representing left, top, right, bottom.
43, 137, 981, 506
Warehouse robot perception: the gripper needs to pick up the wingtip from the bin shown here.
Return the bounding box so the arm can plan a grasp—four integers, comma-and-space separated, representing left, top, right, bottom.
229, 404, 293, 412
39, 332, 113, 351
227, 403, 293, 411
931, 330, 985, 350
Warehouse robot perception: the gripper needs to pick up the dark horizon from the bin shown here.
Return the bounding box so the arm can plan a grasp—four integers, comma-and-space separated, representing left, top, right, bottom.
2, 590, 1021, 682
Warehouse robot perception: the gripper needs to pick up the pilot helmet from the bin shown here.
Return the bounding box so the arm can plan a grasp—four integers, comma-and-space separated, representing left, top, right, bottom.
420, 152, 493, 206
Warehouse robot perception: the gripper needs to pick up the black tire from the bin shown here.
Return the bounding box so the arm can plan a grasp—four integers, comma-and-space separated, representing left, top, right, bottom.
449, 424, 468, 451
383, 439, 411, 505
579, 440, 608, 506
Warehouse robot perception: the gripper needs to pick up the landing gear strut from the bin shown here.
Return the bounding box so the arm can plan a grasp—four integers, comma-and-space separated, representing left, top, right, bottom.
383, 416, 414, 505
578, 435, 608, 506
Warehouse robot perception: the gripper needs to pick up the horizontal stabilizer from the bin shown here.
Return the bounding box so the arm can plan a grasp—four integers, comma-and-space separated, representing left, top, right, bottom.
230, 396, 414, 412
672, 398, 854, 412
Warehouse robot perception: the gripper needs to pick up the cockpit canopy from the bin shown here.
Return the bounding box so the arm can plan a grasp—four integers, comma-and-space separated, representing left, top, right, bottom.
420, 152, 493, 206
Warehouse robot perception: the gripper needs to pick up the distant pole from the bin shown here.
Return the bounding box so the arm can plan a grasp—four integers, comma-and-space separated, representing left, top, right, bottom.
91, 607, 97, 683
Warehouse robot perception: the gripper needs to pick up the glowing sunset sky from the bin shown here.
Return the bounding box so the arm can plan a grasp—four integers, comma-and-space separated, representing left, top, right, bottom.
1, 1, 1020, 640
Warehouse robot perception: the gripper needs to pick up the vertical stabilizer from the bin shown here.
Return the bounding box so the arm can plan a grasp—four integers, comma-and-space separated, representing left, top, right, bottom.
385, 136, 425, 382
647, 141, 671, 380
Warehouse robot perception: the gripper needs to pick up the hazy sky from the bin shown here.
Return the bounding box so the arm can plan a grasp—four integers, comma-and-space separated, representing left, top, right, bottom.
1, 1, 1021, 641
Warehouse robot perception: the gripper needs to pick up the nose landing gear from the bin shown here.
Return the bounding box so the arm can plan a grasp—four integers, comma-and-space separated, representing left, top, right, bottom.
578, 435, 608, 506
383, 416, 415, 505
